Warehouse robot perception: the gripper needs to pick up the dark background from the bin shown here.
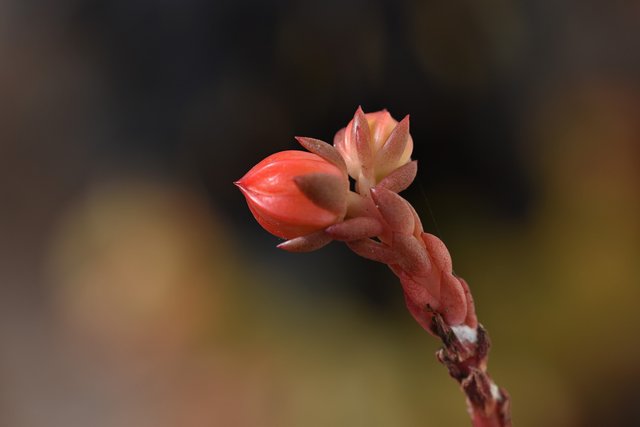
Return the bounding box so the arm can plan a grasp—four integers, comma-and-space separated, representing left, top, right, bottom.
1, 1, 639, 426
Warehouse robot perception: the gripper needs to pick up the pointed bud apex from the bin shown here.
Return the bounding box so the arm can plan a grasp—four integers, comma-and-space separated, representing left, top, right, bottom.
370, 187, 415, 235
377, 160, 418, 193
236, 150, 348, 239
326, 217, 383, 241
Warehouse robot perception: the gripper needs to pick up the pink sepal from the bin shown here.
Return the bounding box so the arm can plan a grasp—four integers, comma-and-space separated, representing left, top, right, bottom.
421, 233, 453, 273
347, 238, 398, 264
295, 136, 348, 175
392, 233, 431, 278
277, 230, 333, 252
439, 272, 467, 326
326, 217, 383, 241
375, 115, 410, 178
376, 160, 417, 194
370, 187, 414, 235
352, 107, 373, 179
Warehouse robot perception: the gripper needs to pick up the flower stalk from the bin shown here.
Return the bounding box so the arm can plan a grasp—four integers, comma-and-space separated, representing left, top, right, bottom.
236, 107, 511, 426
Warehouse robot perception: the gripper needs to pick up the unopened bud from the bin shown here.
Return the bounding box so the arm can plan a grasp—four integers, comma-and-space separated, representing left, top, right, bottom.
334, 107, 413, 185
236, 150, 349, 239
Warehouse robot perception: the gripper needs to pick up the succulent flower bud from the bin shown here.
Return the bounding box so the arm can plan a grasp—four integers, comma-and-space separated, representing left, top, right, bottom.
334, 107, 413, 186
236, 150, 349, 240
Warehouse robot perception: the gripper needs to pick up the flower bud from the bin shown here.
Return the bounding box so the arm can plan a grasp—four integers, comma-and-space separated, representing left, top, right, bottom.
235, 150, 349, 239
334, 108, 413, 185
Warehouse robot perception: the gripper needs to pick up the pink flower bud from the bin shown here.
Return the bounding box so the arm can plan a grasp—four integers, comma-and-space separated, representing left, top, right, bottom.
334, 108, 413, 184
236, 150, 349, 240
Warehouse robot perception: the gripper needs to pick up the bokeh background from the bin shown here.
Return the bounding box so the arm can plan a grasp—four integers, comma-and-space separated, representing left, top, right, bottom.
1, 1, 639, 426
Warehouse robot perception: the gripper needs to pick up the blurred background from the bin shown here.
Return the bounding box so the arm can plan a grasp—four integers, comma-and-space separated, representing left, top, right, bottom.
1, 0, 639, 426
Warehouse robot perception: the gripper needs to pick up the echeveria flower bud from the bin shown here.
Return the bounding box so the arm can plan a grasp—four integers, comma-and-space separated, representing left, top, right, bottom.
234, 108, 508, 426
236, 150, 349, 240
334, 107, 413, 186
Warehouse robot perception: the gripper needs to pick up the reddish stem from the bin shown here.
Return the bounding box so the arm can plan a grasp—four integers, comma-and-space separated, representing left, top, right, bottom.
427, 306, 511, 427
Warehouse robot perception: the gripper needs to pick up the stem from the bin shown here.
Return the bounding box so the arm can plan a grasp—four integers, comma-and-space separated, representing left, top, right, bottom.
426, 306, 511, 427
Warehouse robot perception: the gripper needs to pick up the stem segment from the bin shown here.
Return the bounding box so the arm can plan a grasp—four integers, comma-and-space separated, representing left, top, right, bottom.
427, 306, 511, 427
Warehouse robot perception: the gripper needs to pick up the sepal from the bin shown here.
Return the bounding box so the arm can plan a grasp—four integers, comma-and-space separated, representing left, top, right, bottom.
376, 160, 417, 193
326, 217, 384, 241
370, 187, 415, 235
277, 230, 333, 252
295, 136, 348, 175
